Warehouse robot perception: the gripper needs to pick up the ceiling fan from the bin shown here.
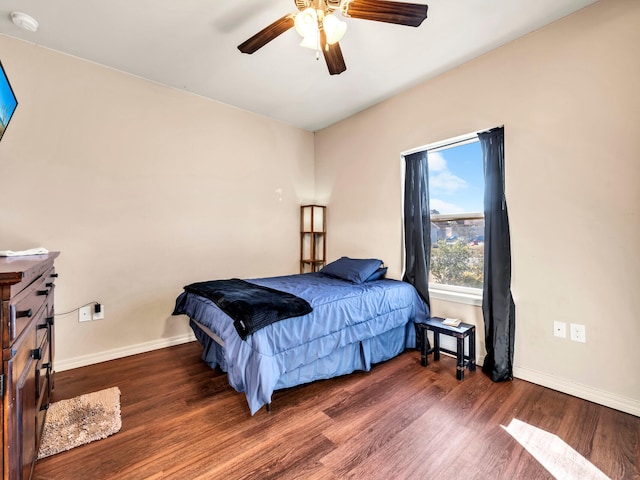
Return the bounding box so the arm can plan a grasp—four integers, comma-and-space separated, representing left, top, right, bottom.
237, 0, 428, 75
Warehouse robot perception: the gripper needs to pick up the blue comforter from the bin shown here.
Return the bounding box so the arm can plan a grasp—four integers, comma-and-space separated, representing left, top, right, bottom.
173, 272, 429, 414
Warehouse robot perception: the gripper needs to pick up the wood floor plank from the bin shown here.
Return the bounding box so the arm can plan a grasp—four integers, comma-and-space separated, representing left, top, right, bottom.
591, 406, 640, 479
32, 341, 640, 480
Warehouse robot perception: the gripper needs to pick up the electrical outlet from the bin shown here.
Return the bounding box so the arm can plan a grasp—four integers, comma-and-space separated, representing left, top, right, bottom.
570, 323, 586, 343
79, 305, 92, 322
93, 304, 104, 320
553, 321, 566, 338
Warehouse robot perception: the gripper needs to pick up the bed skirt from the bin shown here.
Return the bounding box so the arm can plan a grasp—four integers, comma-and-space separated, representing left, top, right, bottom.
190, 318, 416, 397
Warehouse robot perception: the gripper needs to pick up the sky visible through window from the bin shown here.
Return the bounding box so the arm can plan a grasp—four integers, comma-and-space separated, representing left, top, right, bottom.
428, 140, 484, 214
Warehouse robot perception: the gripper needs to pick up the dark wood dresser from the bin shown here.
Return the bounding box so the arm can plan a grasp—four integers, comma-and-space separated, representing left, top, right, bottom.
1, 252, 58, 480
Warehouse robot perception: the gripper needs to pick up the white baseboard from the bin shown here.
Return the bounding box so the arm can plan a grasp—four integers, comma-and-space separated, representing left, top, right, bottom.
55, 333, 197, 372
55, 336, 638, 417
514, 366, 640, 418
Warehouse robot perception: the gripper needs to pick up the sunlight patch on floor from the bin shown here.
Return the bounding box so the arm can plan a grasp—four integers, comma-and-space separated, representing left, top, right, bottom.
502, 418, 610, 480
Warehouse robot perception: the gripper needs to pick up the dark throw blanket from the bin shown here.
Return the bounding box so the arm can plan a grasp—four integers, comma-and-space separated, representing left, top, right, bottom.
179, 279, 313, 340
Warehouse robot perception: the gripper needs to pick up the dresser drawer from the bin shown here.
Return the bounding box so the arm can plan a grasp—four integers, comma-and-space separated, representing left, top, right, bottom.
8, 272, 53, 344
5, 260, 54, 299
35, 334, 51, 448
6, 326, 37, 389
35, 305, 50, 348
35, 336, 50, 403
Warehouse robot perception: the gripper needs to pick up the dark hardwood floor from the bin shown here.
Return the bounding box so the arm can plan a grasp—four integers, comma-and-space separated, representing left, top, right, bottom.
33, 342, 640, 480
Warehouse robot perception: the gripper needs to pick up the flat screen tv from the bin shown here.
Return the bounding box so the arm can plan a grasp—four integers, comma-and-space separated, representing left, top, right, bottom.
0, 61, 18, 142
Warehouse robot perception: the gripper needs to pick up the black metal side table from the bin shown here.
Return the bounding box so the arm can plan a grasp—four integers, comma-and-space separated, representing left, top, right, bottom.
416, 317, 476, 380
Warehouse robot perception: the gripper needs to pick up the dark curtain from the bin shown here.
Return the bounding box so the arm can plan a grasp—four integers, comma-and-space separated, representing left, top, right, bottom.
478, 126, 515, 382
402, 151, 430, 307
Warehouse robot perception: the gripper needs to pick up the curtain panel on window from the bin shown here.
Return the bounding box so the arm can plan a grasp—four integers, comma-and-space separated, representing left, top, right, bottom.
402, 151, 431, 307
478, 126, 516, 382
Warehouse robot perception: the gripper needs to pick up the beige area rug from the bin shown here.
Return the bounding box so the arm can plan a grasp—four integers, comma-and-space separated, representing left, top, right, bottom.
37, 387, 122, 459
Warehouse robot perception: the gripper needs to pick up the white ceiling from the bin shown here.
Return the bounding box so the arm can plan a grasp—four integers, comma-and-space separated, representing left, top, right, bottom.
0, 0, 598, 131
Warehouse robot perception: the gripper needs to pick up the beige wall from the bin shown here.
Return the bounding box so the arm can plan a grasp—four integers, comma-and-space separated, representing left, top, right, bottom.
0, 36, 315, 367
315, 0, 640, 414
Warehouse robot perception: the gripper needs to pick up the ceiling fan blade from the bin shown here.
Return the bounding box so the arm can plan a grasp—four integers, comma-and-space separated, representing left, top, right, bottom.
238, 14, 295, 54
320, 30, 347, 75
342, 0, 428, 27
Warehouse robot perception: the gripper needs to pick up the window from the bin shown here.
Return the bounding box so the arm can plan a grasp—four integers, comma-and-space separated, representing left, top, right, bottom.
426, 134, 485, 292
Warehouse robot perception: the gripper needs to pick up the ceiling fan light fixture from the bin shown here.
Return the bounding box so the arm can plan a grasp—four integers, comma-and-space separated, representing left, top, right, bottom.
294, 8, 318, 38
300, 33, 320, 50
323, 14, 347, 45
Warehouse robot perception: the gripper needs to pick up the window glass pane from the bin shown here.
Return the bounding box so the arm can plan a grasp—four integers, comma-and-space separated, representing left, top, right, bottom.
430, 218, 484, 288
427, 138, 484, 289
428, 140, 484, 215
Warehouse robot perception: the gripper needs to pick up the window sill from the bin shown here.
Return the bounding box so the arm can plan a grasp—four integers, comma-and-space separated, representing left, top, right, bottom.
429, 286, 483, 306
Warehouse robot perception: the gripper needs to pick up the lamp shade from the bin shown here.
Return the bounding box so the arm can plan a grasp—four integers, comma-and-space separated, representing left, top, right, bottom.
323, 14, 347, 45
300, 33, 320, 49
295, 8, 346, 50
294, 8, 318, 38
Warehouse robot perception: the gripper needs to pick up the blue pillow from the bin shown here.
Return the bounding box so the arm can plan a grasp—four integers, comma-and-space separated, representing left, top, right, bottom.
366, 267, 388, 282
320, 257, 383, 284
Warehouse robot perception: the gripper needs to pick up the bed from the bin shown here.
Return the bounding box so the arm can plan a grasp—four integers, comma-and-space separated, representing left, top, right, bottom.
172, 257, 430, 414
